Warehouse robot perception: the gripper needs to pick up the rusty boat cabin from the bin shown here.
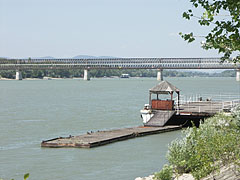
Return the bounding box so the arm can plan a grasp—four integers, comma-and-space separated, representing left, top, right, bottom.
149, 81, 180, 111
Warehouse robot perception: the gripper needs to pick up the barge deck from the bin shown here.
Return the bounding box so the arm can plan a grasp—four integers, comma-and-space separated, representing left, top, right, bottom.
41, 125, 182, 148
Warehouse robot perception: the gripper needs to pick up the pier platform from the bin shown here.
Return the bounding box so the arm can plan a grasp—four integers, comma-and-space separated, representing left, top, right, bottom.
41, 125, 182, 148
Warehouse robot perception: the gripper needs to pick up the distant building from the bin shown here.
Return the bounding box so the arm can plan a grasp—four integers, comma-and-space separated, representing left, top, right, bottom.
120, 74, 130, 78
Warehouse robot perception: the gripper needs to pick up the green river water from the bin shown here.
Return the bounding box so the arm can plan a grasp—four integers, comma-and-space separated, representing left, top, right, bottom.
0, 77, 240, 180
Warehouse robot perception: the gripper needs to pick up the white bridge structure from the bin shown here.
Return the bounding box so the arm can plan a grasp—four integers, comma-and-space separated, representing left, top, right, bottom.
0, 58, 240, 81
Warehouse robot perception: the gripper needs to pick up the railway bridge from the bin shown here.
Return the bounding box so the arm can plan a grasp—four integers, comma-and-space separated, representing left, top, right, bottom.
0, 58, 240, 81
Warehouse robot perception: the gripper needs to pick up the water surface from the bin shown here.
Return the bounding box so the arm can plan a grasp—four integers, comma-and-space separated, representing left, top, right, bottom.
0, 77, 239, 180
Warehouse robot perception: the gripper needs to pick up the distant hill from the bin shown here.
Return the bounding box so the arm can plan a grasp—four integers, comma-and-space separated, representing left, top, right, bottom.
97, 56, 117, 58
0, 55, 117, 59
72, 55, 117, 59
176, 69, 225, 74
34, 56, 55, 59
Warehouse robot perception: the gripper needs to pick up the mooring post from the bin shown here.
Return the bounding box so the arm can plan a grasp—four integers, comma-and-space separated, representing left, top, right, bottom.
149, 92, 152, 108
236, 69, 240, 82
157, 69, 163, 81
83, 69, 90, 81
16, 71, 22, 80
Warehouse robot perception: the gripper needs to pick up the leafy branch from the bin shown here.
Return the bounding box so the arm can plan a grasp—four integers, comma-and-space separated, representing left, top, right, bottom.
180, 0, 240, 62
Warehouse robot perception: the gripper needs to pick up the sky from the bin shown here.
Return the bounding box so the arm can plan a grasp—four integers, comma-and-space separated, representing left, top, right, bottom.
0, 0, 222, 58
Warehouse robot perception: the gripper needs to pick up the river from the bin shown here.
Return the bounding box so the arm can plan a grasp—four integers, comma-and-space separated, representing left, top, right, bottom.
0, 77, 239, 180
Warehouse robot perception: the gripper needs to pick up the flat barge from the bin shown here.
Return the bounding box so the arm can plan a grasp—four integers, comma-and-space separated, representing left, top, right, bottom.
41, 125, 182, 148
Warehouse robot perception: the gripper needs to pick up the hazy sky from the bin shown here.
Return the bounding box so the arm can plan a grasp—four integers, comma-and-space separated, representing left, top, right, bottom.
0, 0, 221, 58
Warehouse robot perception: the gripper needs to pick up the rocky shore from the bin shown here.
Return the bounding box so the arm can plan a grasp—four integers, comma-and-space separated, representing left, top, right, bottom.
135, 164, 240, 180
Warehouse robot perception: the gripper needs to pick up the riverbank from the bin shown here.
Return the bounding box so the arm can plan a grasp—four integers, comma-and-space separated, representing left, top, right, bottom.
0, 77, 81, 80
136, 106, 240, 180
0, 76, 237, 81
0, 69, 236, 80
135, 164, 240, 180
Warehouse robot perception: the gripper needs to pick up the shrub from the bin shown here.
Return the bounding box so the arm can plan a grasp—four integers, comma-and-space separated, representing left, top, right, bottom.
232, 105, 240, 129
154, 165, 173, 180
166, 111, 240, 180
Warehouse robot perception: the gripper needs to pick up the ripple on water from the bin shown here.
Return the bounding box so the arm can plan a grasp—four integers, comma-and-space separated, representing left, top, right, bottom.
19, 119, 46, 123
0, 140, 39, 151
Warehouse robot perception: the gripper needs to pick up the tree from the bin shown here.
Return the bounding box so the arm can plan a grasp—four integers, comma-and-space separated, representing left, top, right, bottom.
180, 0, 240, 62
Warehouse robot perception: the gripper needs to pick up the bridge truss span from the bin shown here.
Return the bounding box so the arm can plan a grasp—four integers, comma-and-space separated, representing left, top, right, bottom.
0, 58, 240, 70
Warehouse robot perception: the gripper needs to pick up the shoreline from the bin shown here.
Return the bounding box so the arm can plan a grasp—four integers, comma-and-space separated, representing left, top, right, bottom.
0, 76, 236, 81
135, 164, 240, 180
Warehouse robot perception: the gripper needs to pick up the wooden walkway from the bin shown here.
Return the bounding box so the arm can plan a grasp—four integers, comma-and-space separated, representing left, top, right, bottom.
179, 101, 228, 115
145, 110, 176, 127
41, 126, 182, 148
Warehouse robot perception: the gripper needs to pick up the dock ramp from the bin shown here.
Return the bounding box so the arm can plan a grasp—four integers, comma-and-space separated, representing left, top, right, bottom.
145, 110, 176, 127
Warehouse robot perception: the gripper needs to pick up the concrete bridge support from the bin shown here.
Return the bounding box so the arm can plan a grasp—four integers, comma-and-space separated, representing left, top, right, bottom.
157, 69, 163, 81
84, 69, 90, 81
237, 69, 240, 82
16, 71, 22, 80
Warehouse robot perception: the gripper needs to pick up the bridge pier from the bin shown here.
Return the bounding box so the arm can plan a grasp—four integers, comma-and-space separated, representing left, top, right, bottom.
84, 69, 90, 81
157, 69, 163, 81
237, 69, 240, 82
16, 71, 22, 80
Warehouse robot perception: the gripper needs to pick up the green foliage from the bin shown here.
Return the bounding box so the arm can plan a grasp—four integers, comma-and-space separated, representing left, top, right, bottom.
0, 70, 15, 79
154, 165, 173, 180
0, 68, 236, 79
232, 105, 240, 129
166, 109, 240, 179
1, 173, 29, 180
181, 0, 240, 62
23, 173, 29, 180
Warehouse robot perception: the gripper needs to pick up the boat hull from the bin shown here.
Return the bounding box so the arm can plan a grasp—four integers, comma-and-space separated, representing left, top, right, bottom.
140, 109, 154, 124
140, 110, 212, 127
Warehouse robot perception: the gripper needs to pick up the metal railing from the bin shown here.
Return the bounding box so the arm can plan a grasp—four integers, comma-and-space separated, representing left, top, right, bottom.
174, 94, 240, 114
222, 99, 240, 110
176, 93, 240, 103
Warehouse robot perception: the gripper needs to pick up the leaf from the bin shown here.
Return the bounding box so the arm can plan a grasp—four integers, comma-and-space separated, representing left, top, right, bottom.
183, 12, 190, 20
188, 37, 195, 43
24, 173, 29, 180
215, 29, 223, 36
193, 3, 198, 8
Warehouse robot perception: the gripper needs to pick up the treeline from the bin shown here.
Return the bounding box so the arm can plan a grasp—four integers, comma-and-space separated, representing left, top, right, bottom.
0, 69, 236, 79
